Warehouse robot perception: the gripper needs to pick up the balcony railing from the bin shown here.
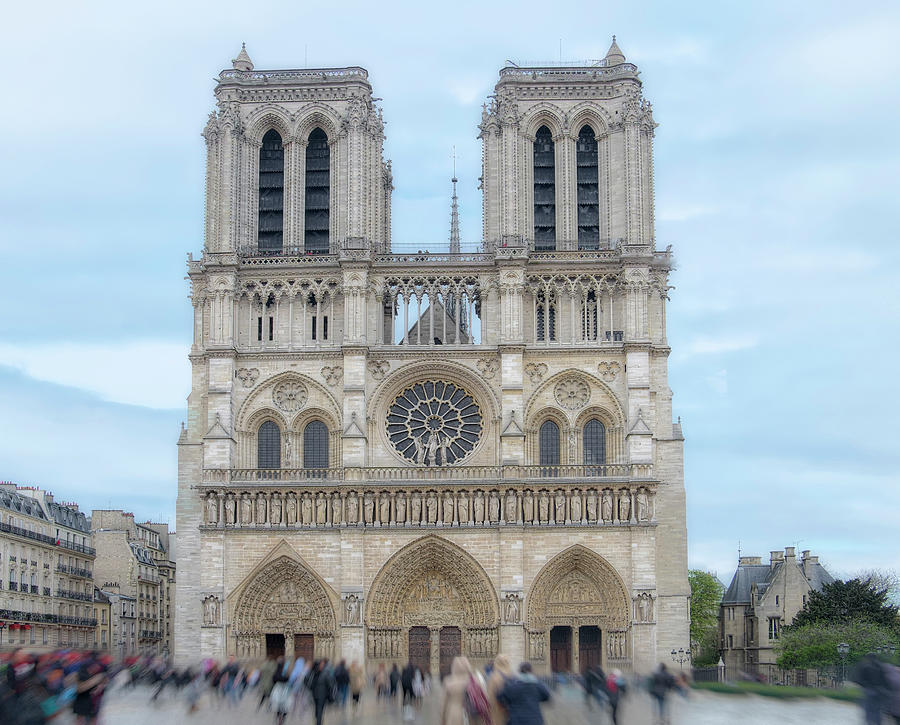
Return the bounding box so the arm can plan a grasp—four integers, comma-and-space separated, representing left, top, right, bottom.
56, 589, 93, 602
204, 463, 651, 485
140, 630, 162, 640
0, 521, 95, 555
56, 564, 92, 579
0, 609, 96, 627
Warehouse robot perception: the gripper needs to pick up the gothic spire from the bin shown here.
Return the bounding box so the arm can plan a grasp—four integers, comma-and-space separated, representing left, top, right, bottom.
604, 35, 626, 65
232, 42, 254, 72
449, 147, 460, 254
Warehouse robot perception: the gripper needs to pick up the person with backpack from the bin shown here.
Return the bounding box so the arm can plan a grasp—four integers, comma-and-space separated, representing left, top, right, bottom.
497, 661, 551, 725
605, 668, 626, 725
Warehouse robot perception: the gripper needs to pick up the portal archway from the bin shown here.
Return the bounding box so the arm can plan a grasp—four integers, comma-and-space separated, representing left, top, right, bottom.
365, 536, 499, 673
526, 545, 630, 672
229, 543, 337, 660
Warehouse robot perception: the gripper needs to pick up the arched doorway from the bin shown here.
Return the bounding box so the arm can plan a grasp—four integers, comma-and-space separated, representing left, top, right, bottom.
526, 545, 630, 673
366, 536, 500, 674
229, 544, 337, 660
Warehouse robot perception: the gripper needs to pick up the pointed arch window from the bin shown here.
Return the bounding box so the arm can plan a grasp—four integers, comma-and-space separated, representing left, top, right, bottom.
576, 125, 599, 249
305, 128, 330, 254
581, 290, 599, 341
539, 420, 560, 468
533, 126, 556, 250
536, 290, 556, 342
303, 420, 329, 472
257, 421, 281, 469
258, 129, 284, 253
583, 419, 606, 470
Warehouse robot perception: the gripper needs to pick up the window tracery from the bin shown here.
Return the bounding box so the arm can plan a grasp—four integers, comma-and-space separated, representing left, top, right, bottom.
257, 421, 281, 469
258, 129, 284, 253
533, 125, 556, 249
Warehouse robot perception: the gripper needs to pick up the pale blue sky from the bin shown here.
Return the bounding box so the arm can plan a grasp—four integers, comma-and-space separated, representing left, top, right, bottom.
1, 0, 898, 581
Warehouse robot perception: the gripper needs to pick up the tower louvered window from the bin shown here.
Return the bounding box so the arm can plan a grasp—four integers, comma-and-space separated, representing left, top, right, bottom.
576, 126, 600, 249
258, 129, 284, 253
257, 421, 281, 469
305, 128, 330, 254
536, 291, 556, 342
533, 126, 556, 250
303, 421, 329, 470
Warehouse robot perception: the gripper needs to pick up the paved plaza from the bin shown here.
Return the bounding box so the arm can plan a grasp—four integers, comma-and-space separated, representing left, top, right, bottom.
86, 683, 860, 725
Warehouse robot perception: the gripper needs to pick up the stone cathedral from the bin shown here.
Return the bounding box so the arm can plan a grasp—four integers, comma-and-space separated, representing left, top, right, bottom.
175, 39, 689, 676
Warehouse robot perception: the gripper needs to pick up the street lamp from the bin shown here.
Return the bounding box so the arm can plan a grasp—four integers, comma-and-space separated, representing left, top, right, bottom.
671, 648, 690, 670
837, 642, 850, 683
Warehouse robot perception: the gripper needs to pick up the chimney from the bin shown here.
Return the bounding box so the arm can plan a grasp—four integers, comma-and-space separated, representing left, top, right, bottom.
801, 551, 819, 577
739, 556, 762, 566
784, 547, 796, 561
770, 550, 784, 569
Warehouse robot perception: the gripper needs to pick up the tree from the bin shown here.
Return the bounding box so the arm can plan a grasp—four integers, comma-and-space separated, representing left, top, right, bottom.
689, 569, 723, 666
791, 578, 899, 632
776, 618, 899, 669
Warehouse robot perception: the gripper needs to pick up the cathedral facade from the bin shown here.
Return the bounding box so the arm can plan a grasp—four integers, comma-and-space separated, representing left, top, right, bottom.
174, 40, 688, 675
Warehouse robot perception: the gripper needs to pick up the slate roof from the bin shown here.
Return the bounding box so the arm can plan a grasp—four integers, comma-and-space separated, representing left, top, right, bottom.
129, 542, 158, 567
48, 501, 91, 534
0, 488, 49, 521
722, 559, 835, 605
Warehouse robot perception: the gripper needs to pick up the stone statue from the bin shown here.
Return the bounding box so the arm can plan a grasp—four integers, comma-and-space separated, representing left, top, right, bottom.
283, 434, 292, 466
538, 492, 549, 523
601, 491, 612, 522
442, 492, 454, 525
504, 593, 521, 623
637, 490, 650, 521
346, 493, 359, 524
637, 593, 653, 622
586, 491, 598, 522
438, 435, 451, 465
344, 594, 361, 625
301, 493, 313, 524
206, 496, 218, 525
241, 495, 252, 525
523, 491, 534, 523
505, 490, 517, 523
413, 434, 425, 465
316, 494, 327, 525
410, 492, 422, 524
426, 494, 438, 524
331, 492, 342, 525
271, 495, 282, 524
224, 496, 236, 525
395, 492, 407, 523
426, 431, 439, 466
619, 491, 631, 522
473, 492, 485, 524
488, 491, 500, 523
364, 493, 375, 524
571, 490, 582, 522
457, 492, 469, 523
554, 490, 566, 523
286, 496, 297, 525
379, 494, 391, 524
202, 595, 219, 626
256, 495, 266, 525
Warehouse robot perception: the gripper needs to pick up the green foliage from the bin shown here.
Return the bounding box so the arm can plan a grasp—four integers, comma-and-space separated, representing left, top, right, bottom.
791, 578, 899, 631
776, 618, 899, 669
689, 569, 723, 666
691, 681, 862, 702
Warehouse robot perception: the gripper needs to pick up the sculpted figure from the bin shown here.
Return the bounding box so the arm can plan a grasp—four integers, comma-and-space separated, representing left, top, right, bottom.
586, 490, 598, 522
619, 491, 631, 522
601, 491, 612, 522
638, 593, 652, 622
410, 492, 422, 524
283, 434, 292, 466
523, 491, 534, 523
224, 496, 236, 525
363, 493, 375, 524
488, 491, 500, 523
505, 490, 517, 523
538, 492, 550, 523
426, 494, 438, 524
206, 496, 218, 525
395, 492, 407, 523
438, 435, 451, 465
203, 596, 219, 626
331, 492, 342, 525
345, 595, 361, 625
443, 492, 455, 525
316, 494, 327, 525
241, 494, 252, 525
286, 495, 297, 525
256, 495, 266, 525
413, 435, 425, 465
637, 490, 651, 521
379, 494, 391, 524
473, 492, 485, 524
346, 493, 359, 524
301, 493, 313, 525
571, 490, 582, 522
271, 495, 282, 524
426, 432, 439, 466
554, 490, 566, 523
457, 492, 469, 524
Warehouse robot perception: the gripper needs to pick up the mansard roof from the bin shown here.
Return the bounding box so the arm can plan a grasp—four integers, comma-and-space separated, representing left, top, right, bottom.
722, 557, 835, 605
0, 487, 49, 521
48, 500, 91, 534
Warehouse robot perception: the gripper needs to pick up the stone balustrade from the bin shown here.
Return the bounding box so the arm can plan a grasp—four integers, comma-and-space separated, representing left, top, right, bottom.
198, 480, 656, 529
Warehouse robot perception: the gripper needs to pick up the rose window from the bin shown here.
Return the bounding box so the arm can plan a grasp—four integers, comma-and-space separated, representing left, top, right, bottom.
387, 381, 483, 465
554, 377, 590, 410
273, 380, 308, 412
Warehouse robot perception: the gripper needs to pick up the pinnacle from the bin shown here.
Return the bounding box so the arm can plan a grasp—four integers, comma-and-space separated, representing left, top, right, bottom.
604, 35, 626, 65
232, 42, 254, 72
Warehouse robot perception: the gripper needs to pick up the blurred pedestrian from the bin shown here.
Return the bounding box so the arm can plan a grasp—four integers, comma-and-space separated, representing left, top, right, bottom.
649, 663, 676, 725
306, 659, 334, 725
334, 660, 349, 707
486, 653, 513, 725
349, 661, 365, 712
389, 663, 400, 699
497, 661, 551, 725
605, 668, 626, 725
257, 655, 278, 710
270, 658, 293, 725
375, 663, 388, 697
441, 656, 471, 725
852, 654, 890, 725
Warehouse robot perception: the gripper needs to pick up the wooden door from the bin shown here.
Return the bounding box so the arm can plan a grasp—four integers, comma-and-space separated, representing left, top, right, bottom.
294, 634, 314, 662
265, 633, 285, 658
579, 626, 602, 674
408, 626, 431, 674
439, 627, 461, 679
550, 626, 572, 673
